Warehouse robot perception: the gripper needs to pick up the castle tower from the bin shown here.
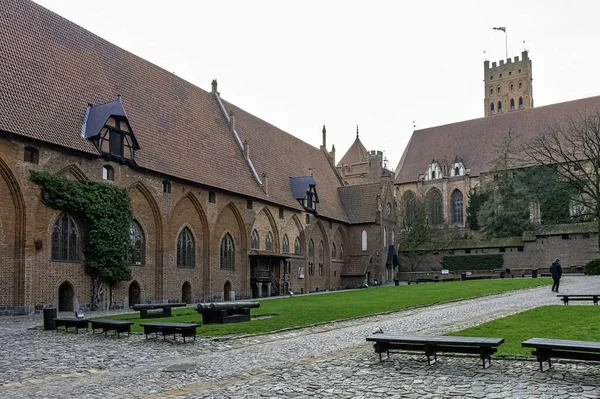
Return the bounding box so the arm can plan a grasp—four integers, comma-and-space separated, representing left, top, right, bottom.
484, 50, 533, 117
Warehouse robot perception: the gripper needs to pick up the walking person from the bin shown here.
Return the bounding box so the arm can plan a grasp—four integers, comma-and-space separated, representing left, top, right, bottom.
550, 258, 562, 293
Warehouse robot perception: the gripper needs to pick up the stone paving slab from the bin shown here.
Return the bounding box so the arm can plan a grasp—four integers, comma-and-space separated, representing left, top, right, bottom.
1, 276, 599, 398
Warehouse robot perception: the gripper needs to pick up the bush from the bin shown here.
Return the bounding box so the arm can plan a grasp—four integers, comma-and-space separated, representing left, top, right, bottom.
442, 254, 504, 271
584, 259, 600, 275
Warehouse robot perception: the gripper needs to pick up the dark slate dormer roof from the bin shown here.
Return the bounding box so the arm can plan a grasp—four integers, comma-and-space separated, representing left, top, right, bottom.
338, 182, 381, 224
337, 135, 368, 166
81, 99, 140, 149
289, 176, 317, 200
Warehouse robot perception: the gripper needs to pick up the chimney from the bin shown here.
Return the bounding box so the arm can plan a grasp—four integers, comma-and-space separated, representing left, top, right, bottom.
261, 172, 269, 194
322, 125, 327, 148
243, 140, 249, 160
229, 112, 235, 132
211, 79, 218, 94
329, 144, 336, 167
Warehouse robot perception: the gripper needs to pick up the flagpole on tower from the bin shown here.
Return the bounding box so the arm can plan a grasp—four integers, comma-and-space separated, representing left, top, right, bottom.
493, 26, 507, 60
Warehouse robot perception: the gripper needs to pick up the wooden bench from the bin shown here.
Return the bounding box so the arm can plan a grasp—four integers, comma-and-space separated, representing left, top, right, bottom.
133, 302, 186, 318
139, 322, 200, 343
557, 294, 599, 305
522, 338, 600, 371
53, 317, 89, 333
366, 334, 504, 369
90, 319, 134, 337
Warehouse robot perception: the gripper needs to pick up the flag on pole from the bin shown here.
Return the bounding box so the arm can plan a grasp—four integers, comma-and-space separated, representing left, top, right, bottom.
493, 27, 506, 32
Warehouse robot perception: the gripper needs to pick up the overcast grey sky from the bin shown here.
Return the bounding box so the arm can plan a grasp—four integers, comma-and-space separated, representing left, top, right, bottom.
33, 0, 600, 171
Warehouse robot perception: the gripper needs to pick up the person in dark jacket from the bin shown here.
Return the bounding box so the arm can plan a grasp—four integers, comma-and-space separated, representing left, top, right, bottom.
550, 258, 563, 292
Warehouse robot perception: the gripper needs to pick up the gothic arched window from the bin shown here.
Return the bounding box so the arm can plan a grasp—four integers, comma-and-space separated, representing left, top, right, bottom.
319, 240, 324, 261
332, 243, 336, 259
383, 227, 387, 248
294, 237, 301, 255
265, 232, 273, 251
455, 166, 460, 176
220, 233, 234, 269
51, 213, 79, 261
340, 244, 344, 259
177, 227, 194, 267
519, 97, 524, 109
129, 220, 145, 265
250, 230, 259, 250
282, 235, 290, 253
497, 101, 502, 113
426, 189, 443, 226
490, 102, 495, 115
452, 190, 464, 225
510, 98, 515, 111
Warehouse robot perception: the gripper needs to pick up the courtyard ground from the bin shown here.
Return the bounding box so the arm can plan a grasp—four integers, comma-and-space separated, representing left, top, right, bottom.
1, 276, 599, 398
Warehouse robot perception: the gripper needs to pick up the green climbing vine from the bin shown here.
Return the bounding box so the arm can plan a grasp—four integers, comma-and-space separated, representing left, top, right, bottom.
31, 171, 133, 308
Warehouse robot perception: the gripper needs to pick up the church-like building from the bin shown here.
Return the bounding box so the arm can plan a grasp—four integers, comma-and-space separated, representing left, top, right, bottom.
0, 0, 396, 315
394, 50, 600, 274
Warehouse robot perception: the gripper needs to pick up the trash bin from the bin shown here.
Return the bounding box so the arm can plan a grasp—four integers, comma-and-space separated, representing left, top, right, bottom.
394, 279, 400, 286
500, 271, 506, 279
43, 307, 57, 330
531, 269, 538, 279
460, 272, 467, 281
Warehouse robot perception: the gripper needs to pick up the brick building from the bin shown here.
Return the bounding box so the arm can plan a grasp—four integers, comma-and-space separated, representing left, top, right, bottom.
394, 51, 600, 273
0, 0, 396, 315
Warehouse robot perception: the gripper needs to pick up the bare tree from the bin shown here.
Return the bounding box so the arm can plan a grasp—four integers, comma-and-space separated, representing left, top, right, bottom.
525, 111, 600, 253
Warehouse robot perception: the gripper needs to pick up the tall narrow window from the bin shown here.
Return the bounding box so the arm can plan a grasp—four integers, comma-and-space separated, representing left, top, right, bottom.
282, 235, 290, 253
455, 167, 460, 176
497, 101, 502, 113
518, 81, 523, 89
265, 232, 273, 251
220, 233, 235, 269
129, 220, 145, 265
340, 244, 344, 259
510, 83, 514, 91
426, 189, 443, 225
177, 227, 194, 267
510, 98, 515, 111
519, 97, 523, 109
24, 146, 39, 164
490, 87, 493, 95
361, 230, 367, 251
452, 189, 464, 225
294, 237, 301, 254
383, 227, 387, 248
309, 239, 315, 275
162, 180, 171, 193
332, 243, 336, 259
490, 102, 495, 115
250, 230, 259, 250
51, 213, 79, 261
497, 86, 500, 94
391, 230, 395, 246
318, 241, 324, 276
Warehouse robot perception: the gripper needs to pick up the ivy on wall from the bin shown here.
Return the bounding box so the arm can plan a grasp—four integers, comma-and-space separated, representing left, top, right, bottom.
31, 171, 133, 286
442, 254, 504, 271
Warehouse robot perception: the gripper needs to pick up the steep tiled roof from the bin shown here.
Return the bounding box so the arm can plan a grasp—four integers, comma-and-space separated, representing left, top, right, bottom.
338, 183, 381, 224
337, 135, 368, 166
341, 254, 371, 276
394, 96, 600, 184
0, 0, 348, 221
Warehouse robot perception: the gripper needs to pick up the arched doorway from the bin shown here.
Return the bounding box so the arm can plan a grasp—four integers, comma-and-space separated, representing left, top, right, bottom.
223, 281, 232, 301
283, 282, 289, 295
58, 281, 74, 312
182, 281, 192, 304
128, 281, 141, 307
366, 271, 372, 286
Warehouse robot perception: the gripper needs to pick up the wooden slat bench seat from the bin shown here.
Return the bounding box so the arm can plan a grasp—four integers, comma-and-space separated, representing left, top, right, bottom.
557, 294, 599, 305
139, 322, 200, 343
132, 303, 186, 318
366, 334, 504, 369
90, 319, 134, 337
522, 338, 600, 371
53, 318, 89, 333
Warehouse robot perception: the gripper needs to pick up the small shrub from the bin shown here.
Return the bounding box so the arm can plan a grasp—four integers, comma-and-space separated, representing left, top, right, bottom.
584, 259, 600, 275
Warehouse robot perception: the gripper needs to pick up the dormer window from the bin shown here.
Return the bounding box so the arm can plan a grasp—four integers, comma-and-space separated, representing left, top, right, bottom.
424, 162, 442, 180
81, 98, 139, 163
98, 117, 135, 160
290, 176, 319, 214
451, 158, 465, 177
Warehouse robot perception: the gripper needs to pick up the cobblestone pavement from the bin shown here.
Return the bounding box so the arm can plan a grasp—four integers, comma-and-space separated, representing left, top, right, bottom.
1, 277, 600, 399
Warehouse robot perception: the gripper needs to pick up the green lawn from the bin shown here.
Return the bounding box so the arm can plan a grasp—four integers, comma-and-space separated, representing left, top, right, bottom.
105, 278, 550, 336
447, 305, 600, 357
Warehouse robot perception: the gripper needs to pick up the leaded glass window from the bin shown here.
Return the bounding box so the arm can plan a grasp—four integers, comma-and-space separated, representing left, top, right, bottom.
250, 230, 259, 250
51, 213, 79, 261
177, 227, 194, 267
129, 220, 144, 265
220, 233, 234, 269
